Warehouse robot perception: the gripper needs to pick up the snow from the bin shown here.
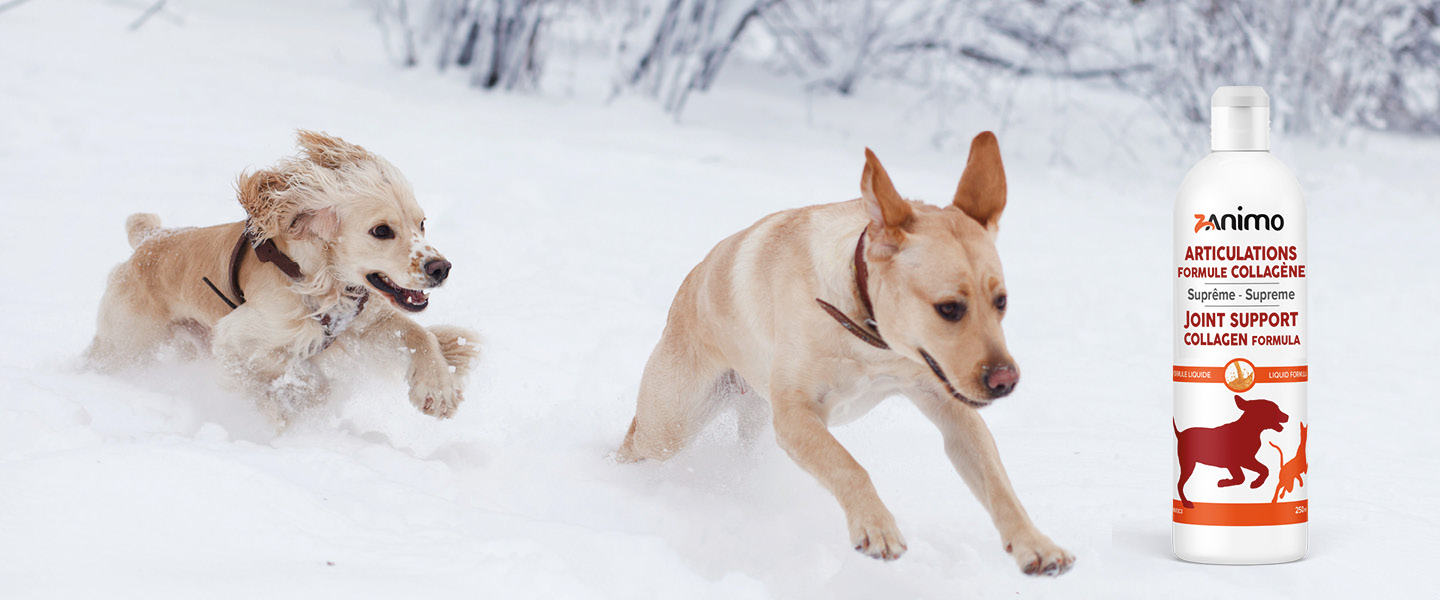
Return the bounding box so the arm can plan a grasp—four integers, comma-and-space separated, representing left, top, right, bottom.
1, 1, 1437, 598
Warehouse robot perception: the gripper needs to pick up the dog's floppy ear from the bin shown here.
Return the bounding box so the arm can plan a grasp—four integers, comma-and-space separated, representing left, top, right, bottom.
860, 148, 913, 254
289, 206, 340, 241
237, 167, 341, 242
953, 131, 1006, 230
237, 168, 293, 240
296, 129, 371, 170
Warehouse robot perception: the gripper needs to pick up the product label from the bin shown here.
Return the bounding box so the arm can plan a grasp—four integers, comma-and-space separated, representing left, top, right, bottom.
1174, 205, 1307, 526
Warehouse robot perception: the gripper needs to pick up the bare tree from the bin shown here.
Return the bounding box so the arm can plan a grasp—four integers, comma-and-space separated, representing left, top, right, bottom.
1126, 0, 1440, 135
375, 0, 552, 91
612, 0, 779, 114
372, 0, 1440, 135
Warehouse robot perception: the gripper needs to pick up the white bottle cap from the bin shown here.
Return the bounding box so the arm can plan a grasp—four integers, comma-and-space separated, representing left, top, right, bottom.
1211, 86, 1269, 151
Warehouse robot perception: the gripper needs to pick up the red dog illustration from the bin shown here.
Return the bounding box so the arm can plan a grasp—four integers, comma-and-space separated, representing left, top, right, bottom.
1174, 394, 1289, 508
1269, 423, 1308, 503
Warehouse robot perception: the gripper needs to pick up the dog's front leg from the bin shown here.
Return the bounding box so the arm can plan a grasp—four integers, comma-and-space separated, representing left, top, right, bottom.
361, 312, 466, 419
912, 392, 1074, 576
212, 305, 330, 427
771, 386, 906, 561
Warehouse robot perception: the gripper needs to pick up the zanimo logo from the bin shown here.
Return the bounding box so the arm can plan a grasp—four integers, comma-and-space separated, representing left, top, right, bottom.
1194, 206, 1285, 233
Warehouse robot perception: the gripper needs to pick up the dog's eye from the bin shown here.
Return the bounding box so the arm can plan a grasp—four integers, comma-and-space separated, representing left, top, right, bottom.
420, 220, 426, 233
994, 294, 1007, 311
935, 301, 966, 322
370, 224, 394, 240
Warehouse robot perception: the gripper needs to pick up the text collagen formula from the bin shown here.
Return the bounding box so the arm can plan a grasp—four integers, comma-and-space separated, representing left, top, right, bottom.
1173, 86, 1308, 564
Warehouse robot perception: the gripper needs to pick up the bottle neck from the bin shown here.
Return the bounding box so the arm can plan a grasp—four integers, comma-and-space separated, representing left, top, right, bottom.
1211, 106, 1270, 151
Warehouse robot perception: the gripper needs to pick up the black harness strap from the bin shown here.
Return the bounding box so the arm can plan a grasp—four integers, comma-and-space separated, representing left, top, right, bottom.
200, 276, 237, 310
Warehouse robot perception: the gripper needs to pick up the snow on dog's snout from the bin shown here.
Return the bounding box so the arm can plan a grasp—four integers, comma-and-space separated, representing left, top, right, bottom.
409, 233, 446, 288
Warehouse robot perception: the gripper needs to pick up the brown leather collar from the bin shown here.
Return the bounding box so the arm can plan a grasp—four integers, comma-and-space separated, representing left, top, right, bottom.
813, 227, 988, 408
206, 227, 304, 308
253, 235, 303, 280
815, 227, 889, 350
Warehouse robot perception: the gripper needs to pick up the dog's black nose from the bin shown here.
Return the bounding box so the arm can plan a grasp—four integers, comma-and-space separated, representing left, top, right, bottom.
983, 364, 1018, 398
425, 259, 451, 284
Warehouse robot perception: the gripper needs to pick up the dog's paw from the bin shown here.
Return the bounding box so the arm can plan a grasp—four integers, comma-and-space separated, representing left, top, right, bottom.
848, 510, 907, 561
428, 325, 481, 382
255, 363, 331, 429
1005, 531, 1075, 576
407, 363, 462, 419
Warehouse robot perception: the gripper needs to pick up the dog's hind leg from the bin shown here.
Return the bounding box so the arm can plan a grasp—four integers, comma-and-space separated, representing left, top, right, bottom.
617, 324, 727, 463
1177, 458, 1196, 509
85, 266, 169, 370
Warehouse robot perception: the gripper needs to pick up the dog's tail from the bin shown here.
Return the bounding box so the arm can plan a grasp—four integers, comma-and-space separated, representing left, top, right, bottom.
125, 213, 162, 249
1173, 419, 1180, 437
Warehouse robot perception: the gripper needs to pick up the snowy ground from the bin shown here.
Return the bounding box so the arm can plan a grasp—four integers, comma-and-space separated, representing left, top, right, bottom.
2, 1, 1438, 599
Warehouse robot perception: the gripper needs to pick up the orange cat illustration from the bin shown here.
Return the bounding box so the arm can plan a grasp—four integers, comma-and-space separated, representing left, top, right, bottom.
1268, 423, 1308, 503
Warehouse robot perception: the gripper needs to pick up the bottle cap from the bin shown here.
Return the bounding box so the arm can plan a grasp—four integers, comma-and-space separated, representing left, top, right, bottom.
1211, 86, 1270, 151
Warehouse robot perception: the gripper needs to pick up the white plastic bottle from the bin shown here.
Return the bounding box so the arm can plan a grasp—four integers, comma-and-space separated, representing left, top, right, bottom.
1172, 86, 1308, 564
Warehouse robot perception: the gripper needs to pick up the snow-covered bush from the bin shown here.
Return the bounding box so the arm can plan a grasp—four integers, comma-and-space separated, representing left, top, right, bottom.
373, 0, 1440, 135
1119, 0, 1440, 135
373, 0, 552, 90
609, 0, 778, 113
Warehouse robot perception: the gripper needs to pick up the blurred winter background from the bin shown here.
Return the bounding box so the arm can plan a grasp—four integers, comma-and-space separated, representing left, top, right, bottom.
1, 1, 1436, 599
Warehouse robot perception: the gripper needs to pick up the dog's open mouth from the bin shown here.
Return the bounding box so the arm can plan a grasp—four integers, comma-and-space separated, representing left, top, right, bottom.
366, 272, 429, 312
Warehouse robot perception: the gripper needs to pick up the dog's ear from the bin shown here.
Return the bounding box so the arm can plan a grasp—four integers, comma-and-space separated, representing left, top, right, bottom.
289, 206, 340, 242
237, 168, 293, 240
296, 130, 371, 170
237, 167, 340, 242
860, 148, 913, 254
953, 131, 1006, 230
1234, 394, 1247, 409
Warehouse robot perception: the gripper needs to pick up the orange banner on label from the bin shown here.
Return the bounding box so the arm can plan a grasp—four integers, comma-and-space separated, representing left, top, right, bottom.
1172, 500, 1308, 526
1172, 365, 1308, 384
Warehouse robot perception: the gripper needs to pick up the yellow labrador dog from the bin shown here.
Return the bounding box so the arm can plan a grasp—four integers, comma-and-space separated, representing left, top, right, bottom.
87, 131, 479, 425
618, 132, 1073, 576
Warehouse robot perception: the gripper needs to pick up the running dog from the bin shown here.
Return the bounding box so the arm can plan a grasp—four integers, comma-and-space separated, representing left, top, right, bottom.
1174, 394, 1289, 508
87, 131, 479, 425
617, 133, 1074, 576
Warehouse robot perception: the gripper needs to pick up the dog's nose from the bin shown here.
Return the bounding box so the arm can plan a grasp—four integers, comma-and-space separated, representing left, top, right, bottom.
425, 259, 451, 285
983, 365, 1019, 398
